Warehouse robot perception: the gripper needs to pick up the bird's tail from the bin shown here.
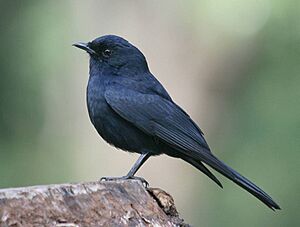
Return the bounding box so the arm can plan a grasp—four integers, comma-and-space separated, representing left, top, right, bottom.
199, 153, 281, 210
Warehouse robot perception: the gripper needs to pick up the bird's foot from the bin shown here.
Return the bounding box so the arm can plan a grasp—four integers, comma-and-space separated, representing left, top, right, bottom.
100, 175, 149, 187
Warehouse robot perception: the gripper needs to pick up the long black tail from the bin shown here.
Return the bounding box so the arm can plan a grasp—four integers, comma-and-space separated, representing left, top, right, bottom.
193, 153, 281, 210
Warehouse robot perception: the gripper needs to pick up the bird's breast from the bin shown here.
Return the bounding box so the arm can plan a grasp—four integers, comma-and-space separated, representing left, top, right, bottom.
86, 76, 108, 124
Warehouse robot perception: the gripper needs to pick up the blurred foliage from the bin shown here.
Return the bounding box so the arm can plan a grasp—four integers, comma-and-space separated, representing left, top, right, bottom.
0, 1, 299, 226
0, 1, 74, 187
192, 1, 300, 226
0, 2, 44, 143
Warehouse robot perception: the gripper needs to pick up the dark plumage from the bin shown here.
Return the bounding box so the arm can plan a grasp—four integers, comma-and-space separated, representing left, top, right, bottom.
73, 35, 280, 210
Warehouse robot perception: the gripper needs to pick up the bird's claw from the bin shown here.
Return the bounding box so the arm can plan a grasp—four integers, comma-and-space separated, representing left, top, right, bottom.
100, 176, 149, 187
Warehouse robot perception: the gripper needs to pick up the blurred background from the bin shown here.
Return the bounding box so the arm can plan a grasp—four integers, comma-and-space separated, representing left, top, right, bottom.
0, 0, 299, 226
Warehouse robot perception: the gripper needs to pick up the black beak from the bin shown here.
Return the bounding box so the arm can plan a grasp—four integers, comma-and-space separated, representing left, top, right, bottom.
72, 42, 97, 55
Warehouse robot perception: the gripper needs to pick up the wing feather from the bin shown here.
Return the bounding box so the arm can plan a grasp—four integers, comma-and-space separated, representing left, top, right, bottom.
104, 86, 209, 153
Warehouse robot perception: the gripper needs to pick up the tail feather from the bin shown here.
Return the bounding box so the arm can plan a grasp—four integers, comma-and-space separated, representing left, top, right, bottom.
200, 153, 281, 210
182, 156, 223, 188
225, 164, 281, 210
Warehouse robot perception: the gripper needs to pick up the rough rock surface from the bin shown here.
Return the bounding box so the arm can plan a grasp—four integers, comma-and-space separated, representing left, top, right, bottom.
0, 180, 189, 227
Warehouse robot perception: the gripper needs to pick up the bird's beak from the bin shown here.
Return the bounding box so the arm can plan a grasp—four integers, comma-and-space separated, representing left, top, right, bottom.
72, 42, 97, 55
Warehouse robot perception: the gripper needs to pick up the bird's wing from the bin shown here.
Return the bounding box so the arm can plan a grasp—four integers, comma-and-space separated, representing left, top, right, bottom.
104, 85, 281, 210
105, 86, 234, 177
104, 86, 211, 156
106, 85, 224, 187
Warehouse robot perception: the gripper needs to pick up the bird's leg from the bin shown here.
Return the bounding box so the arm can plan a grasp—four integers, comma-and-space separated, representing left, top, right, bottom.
125, 152, 150, 177
100, 152, 151, 187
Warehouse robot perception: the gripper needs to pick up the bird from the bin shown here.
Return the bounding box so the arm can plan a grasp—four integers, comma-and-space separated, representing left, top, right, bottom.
73, 35, 280, 210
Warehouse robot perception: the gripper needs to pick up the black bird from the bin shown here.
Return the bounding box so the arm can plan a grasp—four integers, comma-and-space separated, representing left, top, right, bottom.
73, 35, 280, 210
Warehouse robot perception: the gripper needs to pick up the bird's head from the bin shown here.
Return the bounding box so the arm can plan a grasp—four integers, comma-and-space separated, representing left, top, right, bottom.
73, 35, 149, 75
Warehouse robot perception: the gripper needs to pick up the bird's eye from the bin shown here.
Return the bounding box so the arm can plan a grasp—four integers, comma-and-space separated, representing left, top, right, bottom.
102, 49, 112, 58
